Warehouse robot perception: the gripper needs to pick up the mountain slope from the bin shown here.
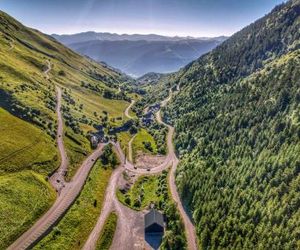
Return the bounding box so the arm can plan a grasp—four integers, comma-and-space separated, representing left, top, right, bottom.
53, 33, 226, 77
0, 11, 133, 248
0, 10, 134, 174
161, 0, 300, 248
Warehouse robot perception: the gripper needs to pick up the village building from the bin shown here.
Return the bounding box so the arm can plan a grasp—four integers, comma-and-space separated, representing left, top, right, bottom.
141, 103, 160, 127
90, 135, 99, 149
144, 209, 164, 234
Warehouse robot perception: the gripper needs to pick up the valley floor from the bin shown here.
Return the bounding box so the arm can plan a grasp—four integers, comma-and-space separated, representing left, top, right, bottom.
5, 85, 198, 250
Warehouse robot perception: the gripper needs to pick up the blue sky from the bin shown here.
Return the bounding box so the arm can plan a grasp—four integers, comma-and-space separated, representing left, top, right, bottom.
0, 0, 285, 37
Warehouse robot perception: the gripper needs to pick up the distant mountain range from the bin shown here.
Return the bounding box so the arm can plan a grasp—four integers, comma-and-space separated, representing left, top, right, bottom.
52, 32, 227, 77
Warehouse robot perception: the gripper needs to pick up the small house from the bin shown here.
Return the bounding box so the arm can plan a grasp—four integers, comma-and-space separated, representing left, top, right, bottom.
90, 135, 98, 149
144, 209, 164, 234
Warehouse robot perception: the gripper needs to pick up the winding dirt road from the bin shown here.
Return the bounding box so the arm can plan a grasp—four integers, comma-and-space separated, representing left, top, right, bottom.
84, 87, 198, 250
155, 89, 198, 250
83, 166, 148, 250
124, 99, 135, 119
83, 167, 123, 250
44, 60, 51, 80
8, 145, 105, 250
128, 134, 136, 163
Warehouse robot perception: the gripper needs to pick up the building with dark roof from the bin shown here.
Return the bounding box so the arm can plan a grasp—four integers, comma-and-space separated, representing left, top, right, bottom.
144, 209, 164, 234
90, 135, 99, 149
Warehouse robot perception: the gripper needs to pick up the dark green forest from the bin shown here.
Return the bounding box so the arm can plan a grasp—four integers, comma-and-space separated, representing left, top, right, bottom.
161, 0, 300, 249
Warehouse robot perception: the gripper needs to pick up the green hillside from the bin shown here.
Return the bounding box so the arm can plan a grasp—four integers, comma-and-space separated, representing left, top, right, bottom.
0, 11, 135, 176
0, 11, 133, 248
161, 0, 300, 249
0, 107, 58, 248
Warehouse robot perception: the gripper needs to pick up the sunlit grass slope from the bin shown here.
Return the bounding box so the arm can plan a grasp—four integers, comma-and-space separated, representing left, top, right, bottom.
132, 128, 157, 161
0, 108, 58, 174
0, 171, 56, 249
0, 10, 133, 177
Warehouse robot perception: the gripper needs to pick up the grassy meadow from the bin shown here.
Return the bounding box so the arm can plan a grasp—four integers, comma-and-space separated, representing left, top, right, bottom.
0, 108, 58, 249
117, 173, 167, 211
132, 128, 158, 161
0, 108, 58, 174
0, 171, 56, 249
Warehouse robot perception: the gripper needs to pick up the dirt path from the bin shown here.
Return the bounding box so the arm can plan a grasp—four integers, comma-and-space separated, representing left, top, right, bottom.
44, 60, 52, 80
128, 134, 136, 163
82, 167, 122, 250
124, 99, 135, 119
83, 165, 148, 250
8, 40, 14, 51
49, 87, 69, 193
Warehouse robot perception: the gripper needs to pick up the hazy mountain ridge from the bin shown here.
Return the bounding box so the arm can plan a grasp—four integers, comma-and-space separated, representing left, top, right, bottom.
52, 31, 226, 44
53, 32, 226, 77
160, 0, 300, 248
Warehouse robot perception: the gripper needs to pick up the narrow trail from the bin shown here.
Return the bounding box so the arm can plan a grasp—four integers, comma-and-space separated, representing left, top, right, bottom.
128, 134, 136, 163
124, 99, 135, 119
85, 86, 198, 250
44, 60, 52, 80
8, 40, 14, 51
49, 86, 69, 193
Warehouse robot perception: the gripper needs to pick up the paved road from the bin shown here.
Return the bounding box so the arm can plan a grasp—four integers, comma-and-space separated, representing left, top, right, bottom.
49, 87, 69, 193
8, 145, 105, 250
124, 99, 135, 119
8, 85, 105, 250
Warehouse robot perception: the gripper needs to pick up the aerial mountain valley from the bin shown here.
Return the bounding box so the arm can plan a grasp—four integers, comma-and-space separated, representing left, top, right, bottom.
0, 0, 300, 249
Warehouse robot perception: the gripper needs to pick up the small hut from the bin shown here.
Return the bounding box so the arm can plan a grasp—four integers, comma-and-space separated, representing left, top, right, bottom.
90, 135, 98, 149
144, 209, 164, 234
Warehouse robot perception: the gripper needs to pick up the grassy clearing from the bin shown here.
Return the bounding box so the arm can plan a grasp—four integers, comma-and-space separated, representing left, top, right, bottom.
117, 172, 168, 211
34, 159, 113, 250
132, 129, 157, 161
0, 171, 56, 249
96, 212, 118, 250
117, 131, 132, 158
64, 87, 131, 129
0, 108, 58, 175
63, 127, 90, 181
117, 170, 187, 249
